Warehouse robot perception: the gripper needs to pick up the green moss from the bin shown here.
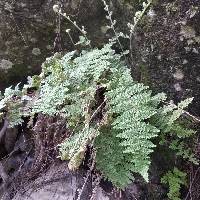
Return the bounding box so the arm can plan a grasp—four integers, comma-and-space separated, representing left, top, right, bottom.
0, 64, 30, 89
118, 0, 140, 8
139, 64, 150, 86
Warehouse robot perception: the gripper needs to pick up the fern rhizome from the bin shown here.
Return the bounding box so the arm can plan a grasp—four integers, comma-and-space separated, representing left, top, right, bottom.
0, 42, 196, 189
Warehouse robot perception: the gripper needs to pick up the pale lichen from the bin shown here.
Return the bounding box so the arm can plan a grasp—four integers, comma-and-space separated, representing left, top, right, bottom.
173, 69, 184, 80
180, 25, 196, 39
0, 59, 13, 71
32, 48, 41, 56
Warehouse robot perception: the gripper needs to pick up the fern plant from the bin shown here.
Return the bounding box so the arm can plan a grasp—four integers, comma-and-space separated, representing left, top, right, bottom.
49, 43, 166, 187
0, 42, 196, 190
48, 43, 194, 188
0, 1, 197, 193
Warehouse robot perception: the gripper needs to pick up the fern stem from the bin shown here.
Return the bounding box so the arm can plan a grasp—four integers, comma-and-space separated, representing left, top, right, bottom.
184, 167, 200, 200
101, 0, 127, 62
129, 0, 152, 78
77, 150, 96, 200
67, 32, 76, 48
58, 12, 92, 48
0, 119, 8, 141
183, 111, 200, 123
89, 98, 107, 124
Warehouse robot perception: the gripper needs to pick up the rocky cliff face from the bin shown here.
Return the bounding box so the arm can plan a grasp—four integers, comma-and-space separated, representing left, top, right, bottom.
0, 0, 104, 90
1, 0, 200, 113
132, 0, 200, 116
0, 0, 200, 199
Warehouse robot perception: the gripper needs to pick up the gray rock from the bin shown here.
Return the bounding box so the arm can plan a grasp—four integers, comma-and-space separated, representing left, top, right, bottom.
0, 59, 13, 71
131, 0, 200, 115
0, 0, 103, 90
10, 162, 111, 200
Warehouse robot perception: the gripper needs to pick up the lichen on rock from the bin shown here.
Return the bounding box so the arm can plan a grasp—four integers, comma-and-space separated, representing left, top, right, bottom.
0, 59, 13, 71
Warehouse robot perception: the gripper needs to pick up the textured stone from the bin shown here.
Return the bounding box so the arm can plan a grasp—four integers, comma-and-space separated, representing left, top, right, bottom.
0, 0, 104, 90
131, 0, 200, 115
10, 162, 111, 200
0, 59, 13, 71
0, 0, 200, 198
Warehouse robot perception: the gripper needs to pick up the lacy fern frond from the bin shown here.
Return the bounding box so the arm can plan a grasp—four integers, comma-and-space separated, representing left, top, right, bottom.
60, 126, 99, 170
104, 66, 164, 183
95, 126, 135, 189
170, 139, 199, 165
161, 168, 187, 200
152, 98, 193, 134
152, 98, 198, 164
0, 84, 24, 127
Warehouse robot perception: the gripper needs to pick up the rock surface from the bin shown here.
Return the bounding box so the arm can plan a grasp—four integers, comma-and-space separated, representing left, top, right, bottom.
1, 0, 200, 114
131, 0, 200, 115
0, 0, 200, 199
8, 162, 111, 200
0, 0, 104, 90
12, 164, 81, 200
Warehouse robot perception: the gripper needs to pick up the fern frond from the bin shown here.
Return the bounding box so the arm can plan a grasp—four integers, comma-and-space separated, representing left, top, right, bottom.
161, 168, 187, 200
0, 85, 24, 127
95, 126, 135, 189
104, 66, 164, 183
170, 139, 199, 165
